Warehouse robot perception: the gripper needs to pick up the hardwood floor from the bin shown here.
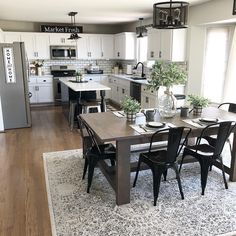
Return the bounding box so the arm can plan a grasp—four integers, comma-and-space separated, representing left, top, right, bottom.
0, 106, 82, 236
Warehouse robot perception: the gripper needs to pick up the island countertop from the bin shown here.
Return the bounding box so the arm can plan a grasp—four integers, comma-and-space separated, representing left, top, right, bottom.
59, 77, 111, 92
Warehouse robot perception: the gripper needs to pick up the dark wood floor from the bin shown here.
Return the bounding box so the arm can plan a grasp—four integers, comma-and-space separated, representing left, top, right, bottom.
0, 106, 82, 236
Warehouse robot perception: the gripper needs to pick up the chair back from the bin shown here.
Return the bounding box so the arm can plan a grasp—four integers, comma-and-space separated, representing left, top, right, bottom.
218, 102, 236, 113
79, 117, 102, 154
149, 127, 191, 163
198, 121, 234, 156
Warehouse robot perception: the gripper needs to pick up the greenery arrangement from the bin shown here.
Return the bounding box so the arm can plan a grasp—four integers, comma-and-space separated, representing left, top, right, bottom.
187, 94, 210, 107
121, 96, 141, 114
147, 61, 187, 90
32, 60, 44, 67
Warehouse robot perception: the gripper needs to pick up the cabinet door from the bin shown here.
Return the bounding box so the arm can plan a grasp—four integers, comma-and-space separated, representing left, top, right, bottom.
88, 35, 102, 59
147, 30, 161, 60
118, 86, 130, 104
77, 37, 89, 59
28, 85, 37, 103
101, 35, 114, 59
114, 34, 123, 59
49, 34, 68, 45
20, 34, 36, 59
34, 34, 50, 59
141, 93, 158, 109
4, 33, 21, 43
160, 30, 172, 61
37, 85, 54, 103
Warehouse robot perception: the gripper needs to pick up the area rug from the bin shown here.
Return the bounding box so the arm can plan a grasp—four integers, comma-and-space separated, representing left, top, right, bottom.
43, 149, 236, 236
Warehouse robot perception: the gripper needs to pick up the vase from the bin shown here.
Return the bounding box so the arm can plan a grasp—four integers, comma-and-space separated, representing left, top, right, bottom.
37, 67, 42, 76
158, 87, 177, 118
193, 106, 202, 116
126, 112, 136, 122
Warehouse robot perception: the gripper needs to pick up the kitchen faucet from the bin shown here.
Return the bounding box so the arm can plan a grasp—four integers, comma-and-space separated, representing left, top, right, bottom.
133, 62, 145, 78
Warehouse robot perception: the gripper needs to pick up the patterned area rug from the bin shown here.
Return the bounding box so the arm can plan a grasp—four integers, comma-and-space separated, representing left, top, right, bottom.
43, 149, 236, 236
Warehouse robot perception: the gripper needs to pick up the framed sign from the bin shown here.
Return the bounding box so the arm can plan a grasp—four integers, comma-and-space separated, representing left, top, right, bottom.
40, 25, 83, 33
233, 0, 236, 15
3, 47, 16, 83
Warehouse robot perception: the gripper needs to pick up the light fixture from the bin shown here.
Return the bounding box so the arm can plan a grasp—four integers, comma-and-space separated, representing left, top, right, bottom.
137, 18, 144, 38
153, 1, 189, 29
68, 12, 81, 40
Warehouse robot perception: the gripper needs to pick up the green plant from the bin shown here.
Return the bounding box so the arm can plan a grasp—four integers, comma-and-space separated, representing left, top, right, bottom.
147, 61, 187, 90
32, 60, 44, 67
187, 94, 210, 107
76, 71, 82, 76
121, 96, 141, 113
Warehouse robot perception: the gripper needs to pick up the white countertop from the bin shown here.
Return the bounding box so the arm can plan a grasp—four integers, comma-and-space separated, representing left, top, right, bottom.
59, 77, 111, 92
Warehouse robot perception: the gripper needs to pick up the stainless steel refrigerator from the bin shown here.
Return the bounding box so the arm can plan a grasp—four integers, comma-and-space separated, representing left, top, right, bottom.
0, 42, 31, 129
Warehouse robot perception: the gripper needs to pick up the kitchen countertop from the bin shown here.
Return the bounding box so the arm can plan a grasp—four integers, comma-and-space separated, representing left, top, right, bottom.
59, 77, 111, 92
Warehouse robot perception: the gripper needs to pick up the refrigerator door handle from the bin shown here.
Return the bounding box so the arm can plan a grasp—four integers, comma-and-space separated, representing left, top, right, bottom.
29, 92, 32, 98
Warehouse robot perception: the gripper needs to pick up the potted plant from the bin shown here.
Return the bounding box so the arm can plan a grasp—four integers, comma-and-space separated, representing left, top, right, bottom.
147, 61, 187, 118
32, 60, 44, 76
187, 94, 210, 115
121, 96, 141, 122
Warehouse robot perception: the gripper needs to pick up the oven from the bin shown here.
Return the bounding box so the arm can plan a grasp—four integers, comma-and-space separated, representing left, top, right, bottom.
51, 65, 76, 103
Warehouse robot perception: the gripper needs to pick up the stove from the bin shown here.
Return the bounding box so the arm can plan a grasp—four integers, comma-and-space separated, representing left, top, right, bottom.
51, 65, 76, 102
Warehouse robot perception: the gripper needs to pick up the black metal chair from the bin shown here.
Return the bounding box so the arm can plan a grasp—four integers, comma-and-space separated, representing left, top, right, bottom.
80, 117, 116, 193
202, 103, 236, 163
179, 121, 235, 195
133, 127, 191, 206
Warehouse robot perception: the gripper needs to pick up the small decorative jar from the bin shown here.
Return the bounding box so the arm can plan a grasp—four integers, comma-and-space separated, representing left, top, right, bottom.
126, 112, 136, 122
158, 87, 177, 118
37, 67, 42, 76
193, 106, 202, 116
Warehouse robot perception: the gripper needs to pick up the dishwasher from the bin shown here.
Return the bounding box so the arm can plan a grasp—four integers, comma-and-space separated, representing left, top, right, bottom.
130, 81, 142, 103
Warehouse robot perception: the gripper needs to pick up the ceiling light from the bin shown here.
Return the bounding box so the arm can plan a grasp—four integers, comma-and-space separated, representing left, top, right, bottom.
68, 12, 81, 40
153, 0, 189, 29
137, 18, 144, 38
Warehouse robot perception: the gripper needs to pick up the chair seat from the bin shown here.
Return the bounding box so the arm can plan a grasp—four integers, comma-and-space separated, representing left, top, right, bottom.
141, 150, 168, 164
185, 144, 215, 156
88, 143, 116, 159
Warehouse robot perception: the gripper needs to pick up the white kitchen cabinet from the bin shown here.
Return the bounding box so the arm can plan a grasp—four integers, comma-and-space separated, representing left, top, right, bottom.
141, 93, 158, 109
76, 36, 89, 59
49, 33, 76, 46
114, 32, 136, 60
101, 35, 114, 59
28, 76, 53, 103
147, 29, 186, 61
87, 35, 102, 59
21, 33, 50, 59
100, 75, 111, 99
118, 79, 130, 103
0, 29, 3, 43
3, 32, 21, 43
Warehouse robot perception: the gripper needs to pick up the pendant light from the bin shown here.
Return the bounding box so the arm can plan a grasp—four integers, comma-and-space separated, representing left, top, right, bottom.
153, 0, 189, 29
137, 18, 144, 38
68, 12, 81, 40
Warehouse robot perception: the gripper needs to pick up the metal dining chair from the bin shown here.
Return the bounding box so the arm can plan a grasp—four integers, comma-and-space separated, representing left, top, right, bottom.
179, 121, 235, 195
133, 126, 191, 206
80, 117, 116, 193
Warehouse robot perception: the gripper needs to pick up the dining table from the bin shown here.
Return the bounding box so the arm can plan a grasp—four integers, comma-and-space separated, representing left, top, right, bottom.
80, 107, 236, 205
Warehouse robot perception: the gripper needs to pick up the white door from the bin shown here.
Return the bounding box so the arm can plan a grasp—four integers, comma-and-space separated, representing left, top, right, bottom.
34, 34, 50, 59
49, 34, 67, 45
21, 34, 35, 59
88, 35, 102, 59
101, 35, 114, 59
77, 37, 89, 59
28, 85, 37, 103
37, 85, 54, 103
147, 30, 160, 60
160, 30, 172, 61
114, 34, 123, 59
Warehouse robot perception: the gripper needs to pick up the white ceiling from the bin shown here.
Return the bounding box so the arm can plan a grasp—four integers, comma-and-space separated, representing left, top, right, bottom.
0, 0, 211, 24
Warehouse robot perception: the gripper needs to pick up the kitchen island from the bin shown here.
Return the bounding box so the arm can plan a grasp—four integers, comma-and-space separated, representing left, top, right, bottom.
59, 77, 111, 121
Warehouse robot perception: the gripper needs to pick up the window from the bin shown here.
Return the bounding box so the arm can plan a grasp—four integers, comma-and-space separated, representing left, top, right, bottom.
136, 36, 147, 63
203, 27, 230, 103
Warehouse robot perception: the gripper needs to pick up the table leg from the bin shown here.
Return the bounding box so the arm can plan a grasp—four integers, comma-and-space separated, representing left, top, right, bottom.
100, 90, 106, 112
116, 140, 131, 205
230, 132, 236, 181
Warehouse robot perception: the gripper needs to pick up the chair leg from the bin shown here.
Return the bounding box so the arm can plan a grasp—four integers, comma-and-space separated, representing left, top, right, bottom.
218, 157, 228, 189
172, 164, 184, 200
199, 158, 210, 195
82, 157, 88, 179
87, 158, 97, 193
110, 159, 115, 166
163, 169, 168, 181
152, 167, 163, 206
179, 150, 186, 173
133, 157, 142, 187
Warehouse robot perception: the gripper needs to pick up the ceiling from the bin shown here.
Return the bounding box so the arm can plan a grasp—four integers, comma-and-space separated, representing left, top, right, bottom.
0, 0, 212, 25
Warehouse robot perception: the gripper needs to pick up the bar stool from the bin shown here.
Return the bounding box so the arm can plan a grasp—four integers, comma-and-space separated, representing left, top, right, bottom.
69, 100, 77, 131
82, 100, 101, 113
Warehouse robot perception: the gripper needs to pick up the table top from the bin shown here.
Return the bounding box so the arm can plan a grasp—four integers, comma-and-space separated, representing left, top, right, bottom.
80, 107, 236, 143
59, 78, 111, 92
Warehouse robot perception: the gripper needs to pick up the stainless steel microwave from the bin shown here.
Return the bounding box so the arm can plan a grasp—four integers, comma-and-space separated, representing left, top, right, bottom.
50, 46, 77, 60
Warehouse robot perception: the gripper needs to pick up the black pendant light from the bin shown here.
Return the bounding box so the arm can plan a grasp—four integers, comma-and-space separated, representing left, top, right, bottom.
68, 12, 81, 40
137, 18, 144, 38
153, 0, 189, 29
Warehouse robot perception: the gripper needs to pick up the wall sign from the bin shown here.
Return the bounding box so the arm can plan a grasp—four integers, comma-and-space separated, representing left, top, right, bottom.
40, 25, 83, 33
3, 47, 16, 84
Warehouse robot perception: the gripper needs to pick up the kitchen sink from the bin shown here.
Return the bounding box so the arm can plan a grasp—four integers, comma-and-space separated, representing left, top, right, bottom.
130, 77, 146, 81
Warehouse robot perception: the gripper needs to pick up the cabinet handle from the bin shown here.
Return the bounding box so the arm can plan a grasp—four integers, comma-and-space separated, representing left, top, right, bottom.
159, 51, 162, 58
117, 52, 120, 57
101, 52, 103, 57
35, 86, 39, 91
122, 88, 125, 94
117, 86, 119, 92
145, 97, 149, 103
151, 51, 154, 58
43, 79, 46, 82
29, 92, 32, 98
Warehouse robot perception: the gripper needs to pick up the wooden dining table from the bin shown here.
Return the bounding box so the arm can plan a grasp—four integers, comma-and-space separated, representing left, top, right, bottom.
80, 107, 236, 205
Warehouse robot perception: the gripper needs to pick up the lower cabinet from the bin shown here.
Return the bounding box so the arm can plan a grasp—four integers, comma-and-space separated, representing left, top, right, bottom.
28, 76, 53, 104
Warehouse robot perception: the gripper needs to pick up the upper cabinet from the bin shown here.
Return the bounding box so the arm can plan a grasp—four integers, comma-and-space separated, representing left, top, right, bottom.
3, 32, 21, 43
101, 35, 114, 59
147, 29, 187, 62
114, 32, 136, 60
0, 29, 3, 43
49, 33, 76, 46
21, 33, 50, 59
